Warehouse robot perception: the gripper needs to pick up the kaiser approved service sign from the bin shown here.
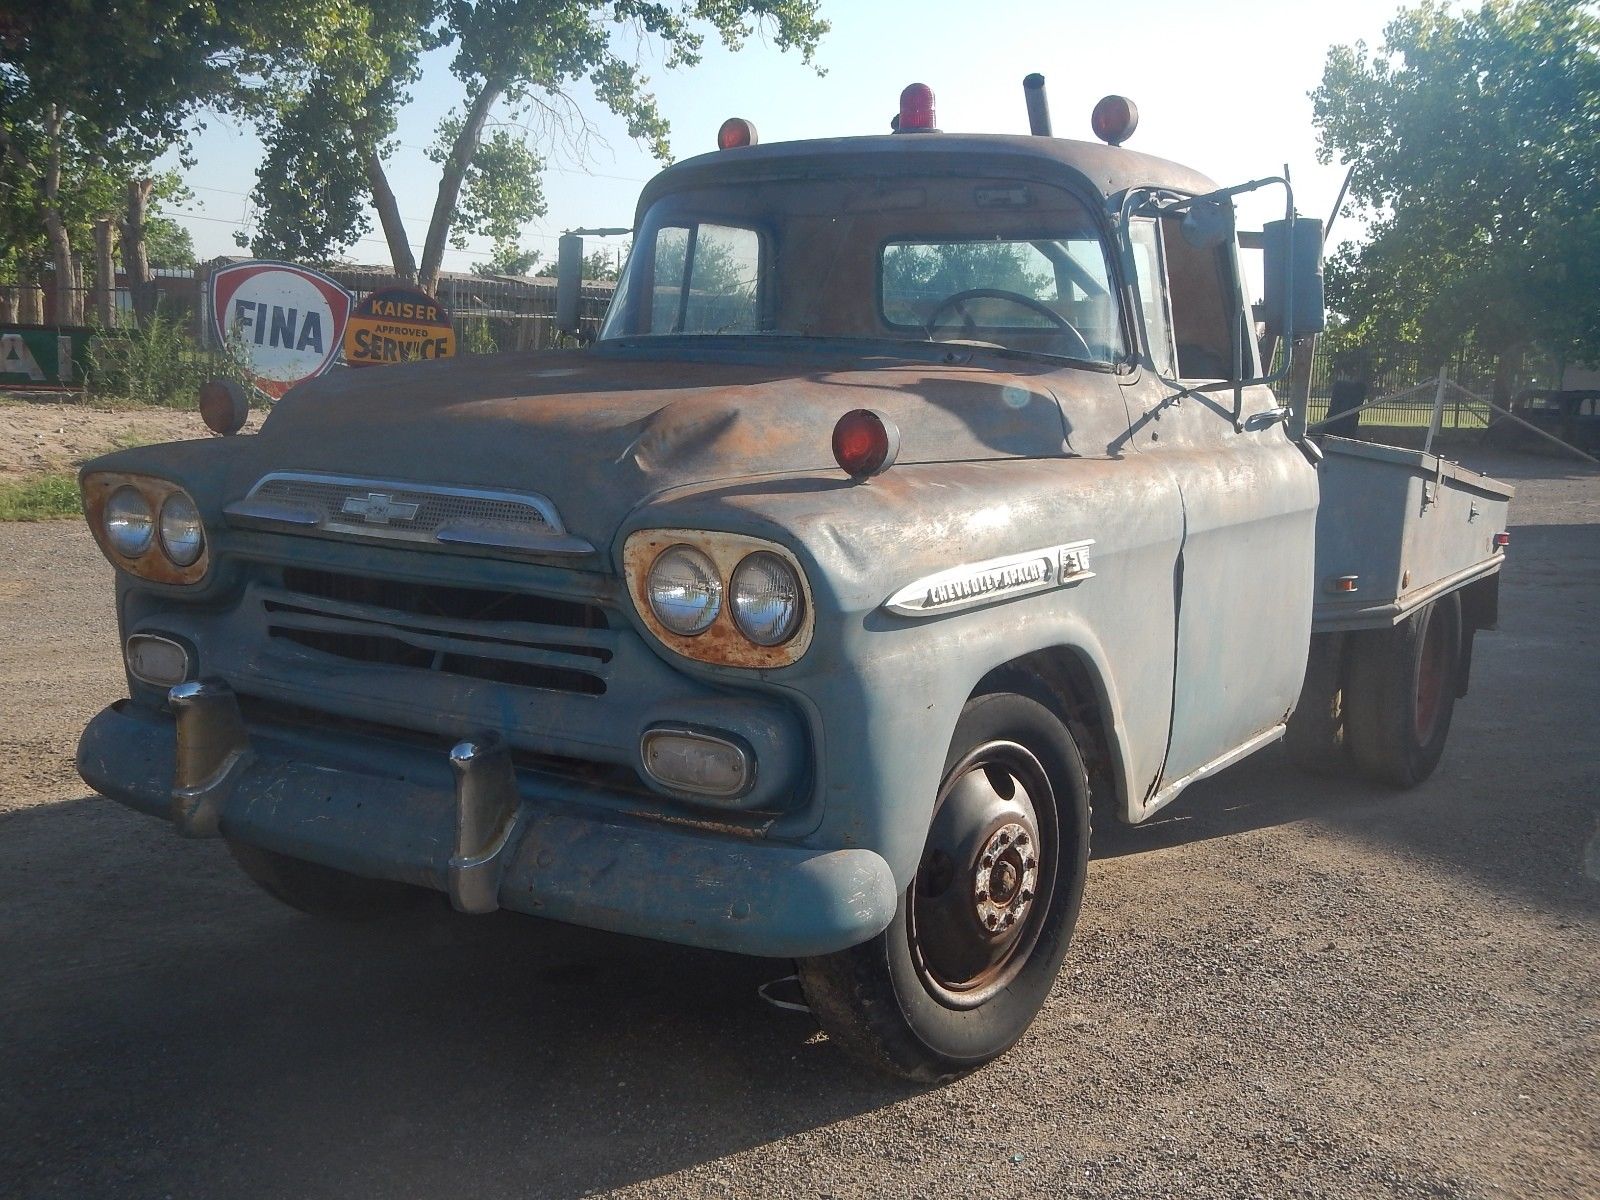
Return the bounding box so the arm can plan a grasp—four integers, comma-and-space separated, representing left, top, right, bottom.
209, 261, 353, 399
343, 287, 456, 368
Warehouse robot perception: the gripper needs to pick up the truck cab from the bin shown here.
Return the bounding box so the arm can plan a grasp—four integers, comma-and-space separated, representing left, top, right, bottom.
75, 83, 1508, 1082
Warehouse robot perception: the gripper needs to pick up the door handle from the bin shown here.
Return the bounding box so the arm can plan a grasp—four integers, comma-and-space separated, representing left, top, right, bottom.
1242, 407, 1289, 432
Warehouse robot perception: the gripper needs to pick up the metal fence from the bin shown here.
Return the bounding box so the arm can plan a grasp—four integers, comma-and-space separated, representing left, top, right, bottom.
2, 263, 615, 353
0, 266, 198, 330
197, 262, 615, 355
1273, 342, 1539, 430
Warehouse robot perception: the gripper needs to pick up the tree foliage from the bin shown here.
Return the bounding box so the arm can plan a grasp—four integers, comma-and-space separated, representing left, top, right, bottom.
244, 1, 828, 291
1312, 0, 1600, 365
533, 246, 624, 281
474, 246, 544, 277
1, 1, 366, 316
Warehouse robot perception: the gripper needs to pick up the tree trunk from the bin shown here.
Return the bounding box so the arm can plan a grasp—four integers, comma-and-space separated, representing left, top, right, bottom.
20, 285, 44, 325
40, 106, 80, 327
1493, 346, 1522, 409
122, 178, 155, 326
365, 151, 417, 282
93, 217, 117, 328
417, 81, 504, 293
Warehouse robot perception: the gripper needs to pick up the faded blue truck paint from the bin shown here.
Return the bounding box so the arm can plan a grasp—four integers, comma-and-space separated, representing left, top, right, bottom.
74, 132, 1509, 958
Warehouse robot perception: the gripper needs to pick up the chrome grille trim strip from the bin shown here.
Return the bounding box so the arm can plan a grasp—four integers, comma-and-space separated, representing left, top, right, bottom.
224, 471, 594, 556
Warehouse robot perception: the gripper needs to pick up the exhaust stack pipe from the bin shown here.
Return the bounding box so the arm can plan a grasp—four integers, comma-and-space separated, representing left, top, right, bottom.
1023, 73, 1052, 137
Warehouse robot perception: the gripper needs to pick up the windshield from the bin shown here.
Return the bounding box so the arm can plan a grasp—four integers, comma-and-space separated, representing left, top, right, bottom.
599, 174, 1124, 364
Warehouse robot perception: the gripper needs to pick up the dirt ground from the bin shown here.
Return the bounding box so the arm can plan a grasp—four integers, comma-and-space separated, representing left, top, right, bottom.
0, 394, 260, 483
0, 449, 1595, 1199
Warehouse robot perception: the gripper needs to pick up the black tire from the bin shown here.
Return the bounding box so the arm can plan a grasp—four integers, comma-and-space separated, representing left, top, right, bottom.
1284, 633, 1351, 775
797, 693, 1091, 1083
226, 839, 432, 919
1343, 594, 1461, 788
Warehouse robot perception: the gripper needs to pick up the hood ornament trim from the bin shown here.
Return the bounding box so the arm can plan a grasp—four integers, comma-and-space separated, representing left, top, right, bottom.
224, 472, 594, 557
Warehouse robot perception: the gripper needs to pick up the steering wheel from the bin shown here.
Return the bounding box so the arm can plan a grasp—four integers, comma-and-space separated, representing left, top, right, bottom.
924, 288, 1093, 358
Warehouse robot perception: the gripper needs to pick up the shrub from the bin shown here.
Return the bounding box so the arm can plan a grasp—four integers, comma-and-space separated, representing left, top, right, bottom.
85, 310, 254, 408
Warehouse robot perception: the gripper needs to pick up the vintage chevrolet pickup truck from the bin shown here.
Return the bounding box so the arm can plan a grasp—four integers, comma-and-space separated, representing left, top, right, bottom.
76, 82, 1512, 1081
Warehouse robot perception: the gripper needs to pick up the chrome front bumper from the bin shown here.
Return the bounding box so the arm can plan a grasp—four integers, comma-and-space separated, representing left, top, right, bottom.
77, 682, 897, 958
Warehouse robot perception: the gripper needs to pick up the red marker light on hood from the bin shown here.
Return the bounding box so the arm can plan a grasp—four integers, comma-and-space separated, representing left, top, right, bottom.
717, 117, 758, 150
832, 409, 901, 480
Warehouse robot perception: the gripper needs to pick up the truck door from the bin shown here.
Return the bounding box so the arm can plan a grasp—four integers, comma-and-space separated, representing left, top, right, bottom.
1122, 213, 1318, 798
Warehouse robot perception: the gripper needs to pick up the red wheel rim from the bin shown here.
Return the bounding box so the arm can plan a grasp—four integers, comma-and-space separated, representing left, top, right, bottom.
1414, 614, 1447, 743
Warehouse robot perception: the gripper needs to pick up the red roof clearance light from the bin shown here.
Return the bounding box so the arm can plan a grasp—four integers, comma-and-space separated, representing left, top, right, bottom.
1091, 95, 1139, 146
832, 409, 901, 481
717, 117, 758, 150
896, 83, 937, 133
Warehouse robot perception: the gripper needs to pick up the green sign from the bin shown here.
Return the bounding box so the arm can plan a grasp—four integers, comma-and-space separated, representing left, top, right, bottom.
0, 326, 96, 385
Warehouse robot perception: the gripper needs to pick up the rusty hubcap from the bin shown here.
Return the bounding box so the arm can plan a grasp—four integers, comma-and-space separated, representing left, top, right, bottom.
909, 740, 1056, 1009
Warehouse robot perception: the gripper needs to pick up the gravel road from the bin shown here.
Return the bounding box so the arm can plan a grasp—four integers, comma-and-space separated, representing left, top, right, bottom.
1, 449, 1596, 1199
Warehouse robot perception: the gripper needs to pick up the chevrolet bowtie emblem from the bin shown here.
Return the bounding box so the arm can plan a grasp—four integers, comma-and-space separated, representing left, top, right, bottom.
341, 492, 420, 525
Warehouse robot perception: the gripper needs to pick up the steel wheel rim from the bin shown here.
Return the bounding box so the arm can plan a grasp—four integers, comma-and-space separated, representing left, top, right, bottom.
1414, 612, 1448, 744
907, 739, 1058, 1010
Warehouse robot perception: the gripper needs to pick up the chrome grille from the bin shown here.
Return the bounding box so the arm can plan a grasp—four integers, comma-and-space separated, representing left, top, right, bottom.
261, 566, 614, 696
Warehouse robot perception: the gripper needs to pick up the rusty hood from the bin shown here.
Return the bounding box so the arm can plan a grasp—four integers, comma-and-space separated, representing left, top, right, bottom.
247, 345, 1072, 543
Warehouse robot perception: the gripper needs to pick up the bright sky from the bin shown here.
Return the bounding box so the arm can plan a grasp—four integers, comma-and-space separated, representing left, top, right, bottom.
158, 0, 1405, 287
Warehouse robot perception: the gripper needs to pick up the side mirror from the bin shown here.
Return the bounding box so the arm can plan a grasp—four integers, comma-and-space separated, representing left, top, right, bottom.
1262, 216, 1326, 339
555, 232, 583, 337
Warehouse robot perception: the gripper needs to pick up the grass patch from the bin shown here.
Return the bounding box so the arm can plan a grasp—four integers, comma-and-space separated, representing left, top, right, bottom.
0, 473, 81, 521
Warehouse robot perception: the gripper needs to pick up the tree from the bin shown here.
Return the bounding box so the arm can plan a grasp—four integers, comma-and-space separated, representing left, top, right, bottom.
0, 1, 371, 321
1312, 0, 1600, 370
534, 246, 624, 282
473, 247, 543, 277
244, 1, 827, 293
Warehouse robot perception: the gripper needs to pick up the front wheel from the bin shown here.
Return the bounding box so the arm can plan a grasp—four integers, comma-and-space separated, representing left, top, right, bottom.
797, 692, 1090, 1083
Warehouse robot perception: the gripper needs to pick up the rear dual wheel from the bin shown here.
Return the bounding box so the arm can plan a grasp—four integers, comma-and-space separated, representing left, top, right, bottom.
1287, 595, 1462, 788
798, 693, 1090, 1083
1344, 594, 1462, 788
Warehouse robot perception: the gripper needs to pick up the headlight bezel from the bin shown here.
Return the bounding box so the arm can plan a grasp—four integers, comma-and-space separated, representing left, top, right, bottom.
81, 472, 211, 584
624, 529, 814, 668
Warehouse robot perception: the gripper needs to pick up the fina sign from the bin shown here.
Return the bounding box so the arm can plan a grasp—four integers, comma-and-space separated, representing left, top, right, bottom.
209, 261, 353, 398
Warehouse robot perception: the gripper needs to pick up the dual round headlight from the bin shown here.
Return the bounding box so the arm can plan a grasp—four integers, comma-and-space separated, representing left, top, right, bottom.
103, 485, 205, 567
646, 544, 803, 646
